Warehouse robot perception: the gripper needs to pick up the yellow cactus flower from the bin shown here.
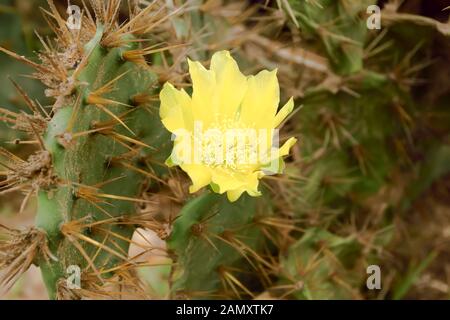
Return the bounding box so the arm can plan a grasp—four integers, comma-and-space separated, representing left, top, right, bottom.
159, 50, 297, 202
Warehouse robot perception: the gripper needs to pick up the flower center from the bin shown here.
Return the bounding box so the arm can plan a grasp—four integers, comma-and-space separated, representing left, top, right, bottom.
194, 118, 260, 172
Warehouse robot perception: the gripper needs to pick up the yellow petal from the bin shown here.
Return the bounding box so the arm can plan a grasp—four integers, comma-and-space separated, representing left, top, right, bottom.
241, 69, 279, 128
261, 137, 297, 174
180, 164, 212, 193
169, 135, 195, 165
159, 83, 193, 132
211, 167, 247, 194
226, 188, 245, 202
226, 172, 262, 202
245, 172, 262, 196
273, 97, 294, 128
279, 137, 297, 157
188, 59, 216, 126
210, 51, 247, 119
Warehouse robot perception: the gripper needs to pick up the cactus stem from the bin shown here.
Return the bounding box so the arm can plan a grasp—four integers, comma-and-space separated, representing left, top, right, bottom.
0, 0, 177, 298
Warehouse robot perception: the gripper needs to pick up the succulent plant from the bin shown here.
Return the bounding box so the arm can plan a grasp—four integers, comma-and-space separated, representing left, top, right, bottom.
0, 0, 449, 300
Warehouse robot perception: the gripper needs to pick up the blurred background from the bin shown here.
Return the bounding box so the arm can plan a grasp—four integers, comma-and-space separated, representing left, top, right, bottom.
0, 0, 449, 299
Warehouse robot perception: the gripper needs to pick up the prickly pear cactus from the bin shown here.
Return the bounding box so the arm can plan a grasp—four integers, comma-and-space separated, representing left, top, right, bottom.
275, 229, 363, 299
168, 193, 259, 298
165, 0, 450, 300
158, 46, 296, 297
